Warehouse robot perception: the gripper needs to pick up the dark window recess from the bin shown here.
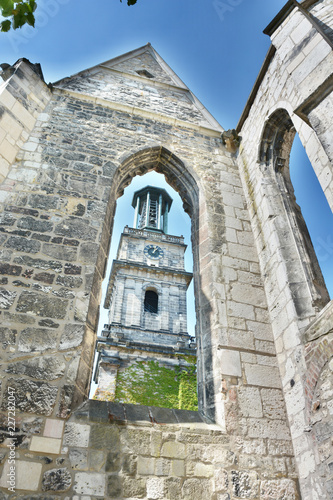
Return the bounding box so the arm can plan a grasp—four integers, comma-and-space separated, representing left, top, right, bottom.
136, 69, 154, 79
144, 290, 158, 313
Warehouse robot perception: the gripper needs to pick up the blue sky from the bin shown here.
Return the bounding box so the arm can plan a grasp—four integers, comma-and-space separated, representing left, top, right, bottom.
2, 0, 287, 128
1, 0, 332, 329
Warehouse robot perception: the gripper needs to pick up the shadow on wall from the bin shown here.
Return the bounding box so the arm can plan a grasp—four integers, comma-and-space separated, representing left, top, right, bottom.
76, 399, 214, 425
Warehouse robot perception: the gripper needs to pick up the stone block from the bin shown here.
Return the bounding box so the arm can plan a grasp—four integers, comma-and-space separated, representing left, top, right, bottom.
107, 474, 122, 498
161, 441, 186, 459
105, 451, 121, 473
88, 449, 105, 472
12, 100, 36, 130
0, 327, 16, 348
43, 419, 65, 439
63, 422, 90, 448
69, 448, 89, 470
247, 418, 291, 440
17, 216, 53, 232
146, 477, 165, 499
267, 439, 294, 457
4, 378, 58, 415
89, 423, 119, 450
0, 459, 42, 491
237, 386, 263, 418
59, 324, 85, 350
0, 137, 17, 163
182, 478, 212, 500
261, 388, 287, 420
42, 467, 72, 491
6, 355, 66, 381
122, 454, 137, 476
122, 477, 146, 498
227, 300, 255, 320
54, 218, 97, 241
18, 327, 57, 352
0, 287, 17, 309
230, 282, 266, 308
16, 291, 68, 319
194, 462, 214, 477
235, 437, 266, 456
30, 436, 62, 454
137, 456, 155, 475
121, 428, 151, 455
155, 458, 171, 476
213, 468, 229, 492
0, 88, 16, 109
170, 459, 185, 477
43, 243, 77, 261
260, 479, 298, 499
244, 364, 281, 389
73, 472, 105, 496
5, 234, 42, 254
219, 349, 241, 377
202, 446, 236, 466
231, 470, 259, 499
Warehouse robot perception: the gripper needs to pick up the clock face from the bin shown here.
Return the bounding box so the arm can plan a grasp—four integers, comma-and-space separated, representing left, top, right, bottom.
144, 244, 164, 260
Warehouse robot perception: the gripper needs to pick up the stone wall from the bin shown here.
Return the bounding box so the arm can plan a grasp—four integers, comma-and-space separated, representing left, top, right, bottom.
237, 1, 333, 498
0, 45, 298, 497
0, 59, 51, 185
0, 52, 285, 427
0, 401, 299, 499
302, 301, 333, 498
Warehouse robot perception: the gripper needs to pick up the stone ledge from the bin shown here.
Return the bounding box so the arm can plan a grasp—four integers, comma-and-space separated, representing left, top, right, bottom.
74, 400, 221, 430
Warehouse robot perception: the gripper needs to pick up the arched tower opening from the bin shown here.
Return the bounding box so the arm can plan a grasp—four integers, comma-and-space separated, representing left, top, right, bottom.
144, 289, 159, 314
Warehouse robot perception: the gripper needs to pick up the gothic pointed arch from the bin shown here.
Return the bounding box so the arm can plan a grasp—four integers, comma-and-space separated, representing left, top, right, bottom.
114, 145, 200, 217
259, 108, 330, 312
96, 145, 216, 419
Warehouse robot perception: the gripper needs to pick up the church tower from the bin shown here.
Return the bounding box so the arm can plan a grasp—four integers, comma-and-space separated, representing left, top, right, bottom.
94, 185, 195, 405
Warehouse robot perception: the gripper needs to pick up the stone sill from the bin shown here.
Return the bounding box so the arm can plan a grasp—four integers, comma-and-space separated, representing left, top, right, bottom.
76, 400, 221, 431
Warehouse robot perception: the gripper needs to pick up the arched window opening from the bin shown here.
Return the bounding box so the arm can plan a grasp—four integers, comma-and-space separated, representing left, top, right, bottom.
90, 169, 197, 411
260, 109, 331, 310
290, 134, 333, 299
144, 289, 158, 313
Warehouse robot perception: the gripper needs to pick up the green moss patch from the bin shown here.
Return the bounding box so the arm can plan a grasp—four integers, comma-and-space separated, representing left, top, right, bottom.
114, 359, 198, 411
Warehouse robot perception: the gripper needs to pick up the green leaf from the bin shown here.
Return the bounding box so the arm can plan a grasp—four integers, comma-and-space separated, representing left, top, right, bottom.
0, 0, 36, 31
0, 19, 11, 31
29, 0, 37, 12
26, 11, 34, 26
0, 0, 14, 11
1, 0, 14, 18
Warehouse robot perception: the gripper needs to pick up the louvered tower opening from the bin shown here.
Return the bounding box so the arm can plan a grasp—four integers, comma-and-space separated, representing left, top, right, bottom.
132, 186, 173, 233
138, 200, 147, 229
148, 198, 158, 227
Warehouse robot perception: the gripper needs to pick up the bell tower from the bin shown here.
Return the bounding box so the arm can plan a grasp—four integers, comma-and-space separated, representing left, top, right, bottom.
94, 185, 195, 404
132, 185, 172, 233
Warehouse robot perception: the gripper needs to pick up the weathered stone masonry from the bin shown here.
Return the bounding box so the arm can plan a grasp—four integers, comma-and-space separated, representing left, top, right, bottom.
0, 1, 332, 498
236, 1, 333, 498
